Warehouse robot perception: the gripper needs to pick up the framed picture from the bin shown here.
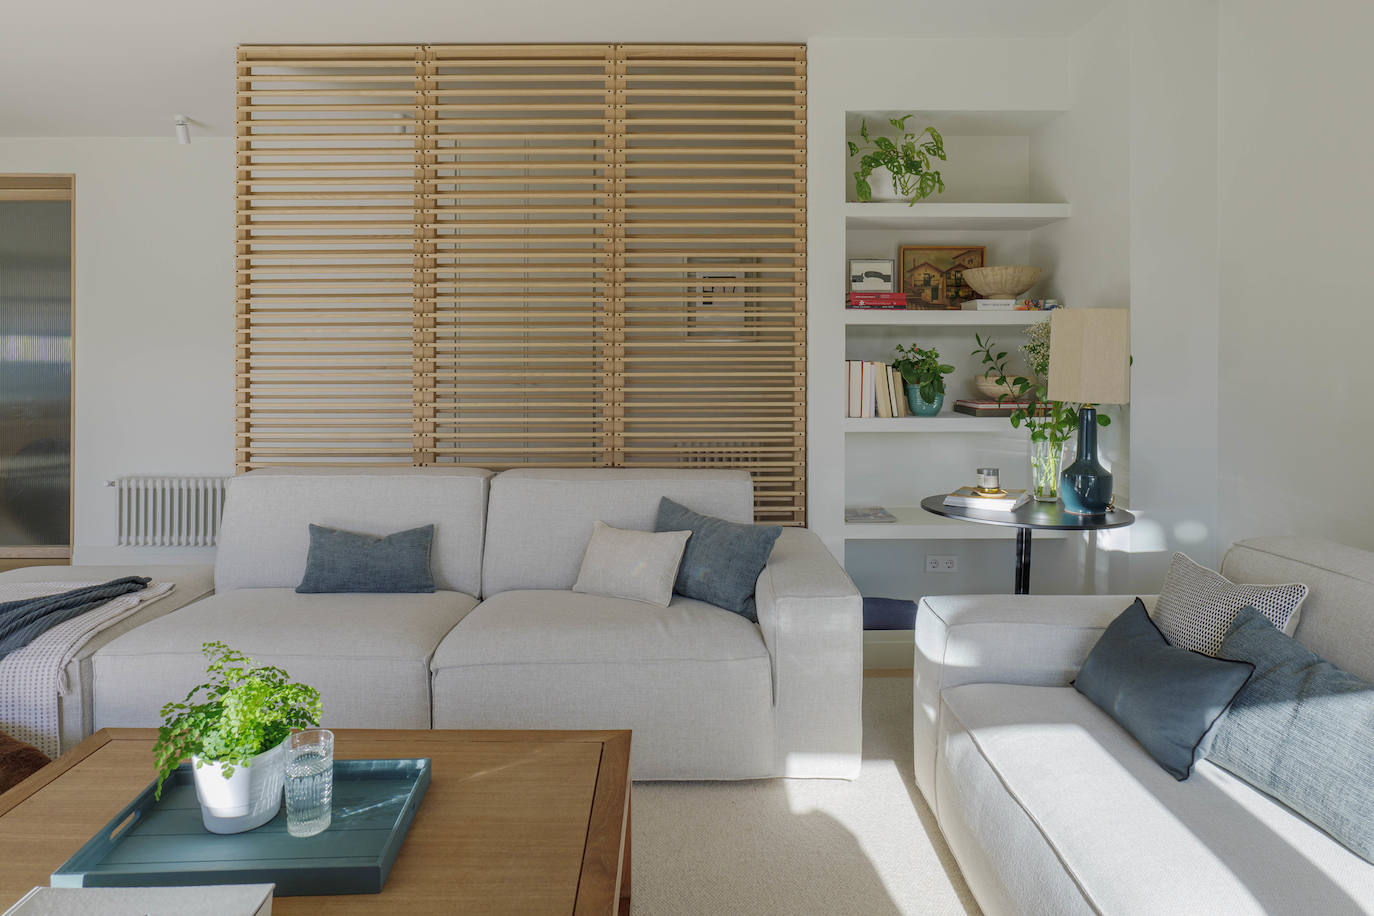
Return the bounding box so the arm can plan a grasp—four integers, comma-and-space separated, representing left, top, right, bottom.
848, 258, 894, 292
898, 245, 985, 308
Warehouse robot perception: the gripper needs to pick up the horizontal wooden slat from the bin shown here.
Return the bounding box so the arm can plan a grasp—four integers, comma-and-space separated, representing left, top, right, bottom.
236, 43, 804, 522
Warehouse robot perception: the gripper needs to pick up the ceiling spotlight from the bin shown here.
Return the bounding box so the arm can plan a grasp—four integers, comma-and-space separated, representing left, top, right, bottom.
174, 115, 191, 145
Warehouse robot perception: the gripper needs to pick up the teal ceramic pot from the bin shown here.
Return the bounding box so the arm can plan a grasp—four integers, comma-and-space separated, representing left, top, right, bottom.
905, 386, 944, 417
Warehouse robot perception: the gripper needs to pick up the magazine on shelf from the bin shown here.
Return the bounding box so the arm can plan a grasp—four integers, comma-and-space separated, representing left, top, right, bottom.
845, 506, 898, 523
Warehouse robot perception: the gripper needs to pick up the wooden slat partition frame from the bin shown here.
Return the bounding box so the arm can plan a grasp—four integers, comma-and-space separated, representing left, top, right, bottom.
618, 45, 806, 524
237, 45, 427, 468
237, 44, 806, 524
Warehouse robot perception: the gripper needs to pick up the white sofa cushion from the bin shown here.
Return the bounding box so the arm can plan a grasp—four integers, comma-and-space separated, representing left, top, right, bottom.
480, 468, 753, 597
214, 468, 492, 596
1223, 537, 1374, 682
938, 682, 1374, 915
429, 589, 774, 779
93, 588, 479, 731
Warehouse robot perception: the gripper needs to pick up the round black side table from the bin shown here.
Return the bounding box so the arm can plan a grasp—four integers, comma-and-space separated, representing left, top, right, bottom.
919, 495, 1135, 595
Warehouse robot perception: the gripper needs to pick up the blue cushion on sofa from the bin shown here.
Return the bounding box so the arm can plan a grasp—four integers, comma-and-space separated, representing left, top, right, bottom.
296, 523, 436, 594
1209, 606, 1374, 864
863, 597, 918, 630
655, 497, 780, 622
1073, 599, 1253, 780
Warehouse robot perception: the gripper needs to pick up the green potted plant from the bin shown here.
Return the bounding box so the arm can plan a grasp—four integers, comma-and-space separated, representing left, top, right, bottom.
892, 343, 955, 416
972, 319, 1111, 501
153, 641, 321, 834
847, 115, 947, 205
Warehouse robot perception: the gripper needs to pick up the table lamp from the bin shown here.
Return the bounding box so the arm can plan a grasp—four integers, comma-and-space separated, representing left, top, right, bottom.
1047, 309, 1130, 515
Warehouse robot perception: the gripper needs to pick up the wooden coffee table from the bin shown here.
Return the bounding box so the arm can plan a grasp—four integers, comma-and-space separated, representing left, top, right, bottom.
0, 728, 631, 915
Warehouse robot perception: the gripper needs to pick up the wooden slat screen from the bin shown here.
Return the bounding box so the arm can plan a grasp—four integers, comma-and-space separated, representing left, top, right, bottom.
237, 44, 806, 524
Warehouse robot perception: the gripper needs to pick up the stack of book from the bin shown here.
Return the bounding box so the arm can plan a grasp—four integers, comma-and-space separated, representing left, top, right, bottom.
943, 486, 1030, 512
845, 361, 910, 418
847, 292, 908, 310
953, 398, 1035, 417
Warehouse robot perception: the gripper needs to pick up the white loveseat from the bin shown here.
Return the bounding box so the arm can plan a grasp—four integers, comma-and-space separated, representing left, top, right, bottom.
914, 537, 1374, 915
87, 467, 862, 780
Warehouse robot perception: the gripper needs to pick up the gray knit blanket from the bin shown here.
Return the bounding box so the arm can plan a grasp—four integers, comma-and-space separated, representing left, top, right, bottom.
0, 577, 151, 661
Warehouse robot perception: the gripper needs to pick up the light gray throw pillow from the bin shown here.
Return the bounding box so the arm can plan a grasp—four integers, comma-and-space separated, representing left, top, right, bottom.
572, 521, 691, 607
1153, 552, 1308, 655
1210, 606, 1374, 864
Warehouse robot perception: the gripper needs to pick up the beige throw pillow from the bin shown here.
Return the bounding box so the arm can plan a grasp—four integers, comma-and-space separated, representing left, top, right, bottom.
572, 521, 691, 607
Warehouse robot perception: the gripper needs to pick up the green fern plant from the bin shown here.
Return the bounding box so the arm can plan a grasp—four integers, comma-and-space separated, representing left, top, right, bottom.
847, 115, 947, 205
152, 641, 321, 798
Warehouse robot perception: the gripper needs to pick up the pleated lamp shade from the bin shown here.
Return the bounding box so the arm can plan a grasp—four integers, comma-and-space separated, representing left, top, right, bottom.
1047, 309, 1131, 405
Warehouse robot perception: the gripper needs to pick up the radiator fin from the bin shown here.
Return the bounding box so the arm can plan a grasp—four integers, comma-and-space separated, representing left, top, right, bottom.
113, 476, 230, 547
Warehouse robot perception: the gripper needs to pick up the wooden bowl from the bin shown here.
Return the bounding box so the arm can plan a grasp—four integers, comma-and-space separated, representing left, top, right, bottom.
973, 372, 1018, 400
961, 265, 1041, 298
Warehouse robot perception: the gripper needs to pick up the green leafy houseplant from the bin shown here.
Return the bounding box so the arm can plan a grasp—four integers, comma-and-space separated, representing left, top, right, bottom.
153, 641, 322, 798
892, 343, 955, 404
847, 115, 947, 205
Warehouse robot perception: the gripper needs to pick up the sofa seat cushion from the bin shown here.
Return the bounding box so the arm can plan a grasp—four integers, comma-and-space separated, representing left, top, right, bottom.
93, 588, 478, 731
430, 590, 774, 780
938, 683, 1374, 915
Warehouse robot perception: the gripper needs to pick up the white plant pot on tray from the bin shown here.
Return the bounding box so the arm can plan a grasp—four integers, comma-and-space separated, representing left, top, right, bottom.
191, 739, 286, 834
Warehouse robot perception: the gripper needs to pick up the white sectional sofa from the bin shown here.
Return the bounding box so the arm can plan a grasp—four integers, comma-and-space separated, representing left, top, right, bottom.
914, 537, 1374, 915
84, 467, 862, 780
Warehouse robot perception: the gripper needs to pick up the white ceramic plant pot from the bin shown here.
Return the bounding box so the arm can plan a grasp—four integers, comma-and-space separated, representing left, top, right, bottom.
191, 739, 286, 834
852, 168, 900, 202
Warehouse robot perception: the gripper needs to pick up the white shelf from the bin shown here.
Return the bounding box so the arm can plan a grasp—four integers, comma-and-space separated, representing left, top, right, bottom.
844, 506, 1069, 541
844, 415, 1016, 433
843, 202, 1070, 231
844, 309, 1049, 327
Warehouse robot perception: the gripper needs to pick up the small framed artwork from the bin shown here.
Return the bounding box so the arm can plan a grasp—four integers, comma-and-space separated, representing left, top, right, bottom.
849, 259, 894, 292
898, 245, 986, 308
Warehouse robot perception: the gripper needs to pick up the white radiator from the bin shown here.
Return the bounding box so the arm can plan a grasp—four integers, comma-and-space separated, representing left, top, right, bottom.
109, 476, 230, 547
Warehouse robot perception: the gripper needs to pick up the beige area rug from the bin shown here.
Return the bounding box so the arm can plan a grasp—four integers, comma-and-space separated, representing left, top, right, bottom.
632, 677, 980, 915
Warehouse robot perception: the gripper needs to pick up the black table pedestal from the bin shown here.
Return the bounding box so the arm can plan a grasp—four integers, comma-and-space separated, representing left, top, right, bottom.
1015, 528, 1032, 595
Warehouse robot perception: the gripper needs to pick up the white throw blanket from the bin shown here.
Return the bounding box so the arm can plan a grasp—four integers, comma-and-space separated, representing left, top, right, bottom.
0, 580, 174, 758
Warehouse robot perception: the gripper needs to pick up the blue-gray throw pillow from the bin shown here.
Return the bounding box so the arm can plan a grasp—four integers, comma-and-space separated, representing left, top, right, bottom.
1073, 599, 1253, 780
296, 523, 436, 594
1210, 606, 1374, 864
655, 497, 780, 622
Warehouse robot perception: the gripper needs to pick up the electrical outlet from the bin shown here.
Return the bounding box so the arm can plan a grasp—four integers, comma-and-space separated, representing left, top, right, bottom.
926, 555, 958, 573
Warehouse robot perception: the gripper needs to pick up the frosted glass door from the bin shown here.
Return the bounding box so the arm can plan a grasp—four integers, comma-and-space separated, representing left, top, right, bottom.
0, 198, 72, 549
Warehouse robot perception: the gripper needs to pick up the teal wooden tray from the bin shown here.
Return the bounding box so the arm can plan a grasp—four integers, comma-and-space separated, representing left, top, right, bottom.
51, 757, 431, 896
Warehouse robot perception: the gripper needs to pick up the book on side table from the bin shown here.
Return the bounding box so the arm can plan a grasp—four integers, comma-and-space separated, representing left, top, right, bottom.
943, 487, 1030, 512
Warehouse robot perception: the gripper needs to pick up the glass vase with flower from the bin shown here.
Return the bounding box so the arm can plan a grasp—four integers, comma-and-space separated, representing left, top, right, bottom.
972, 318, 1110, 502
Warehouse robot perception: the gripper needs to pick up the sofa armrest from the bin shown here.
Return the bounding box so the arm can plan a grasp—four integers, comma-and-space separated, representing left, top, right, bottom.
755, 527, 863, 779
913, 593, 1147, 804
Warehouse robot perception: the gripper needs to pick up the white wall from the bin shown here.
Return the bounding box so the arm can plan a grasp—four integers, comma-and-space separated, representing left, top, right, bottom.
1216, 0, 1374, 551
1121, 0, 1221, 585
0, 138, 235, 563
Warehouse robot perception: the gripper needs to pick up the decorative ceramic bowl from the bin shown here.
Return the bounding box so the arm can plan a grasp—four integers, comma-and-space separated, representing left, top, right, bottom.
973, 372, 1019, 400
961, 265, 1042, 299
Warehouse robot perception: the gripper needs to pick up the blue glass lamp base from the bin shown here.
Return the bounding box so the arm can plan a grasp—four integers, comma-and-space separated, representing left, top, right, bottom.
1060, 407, 1112, 515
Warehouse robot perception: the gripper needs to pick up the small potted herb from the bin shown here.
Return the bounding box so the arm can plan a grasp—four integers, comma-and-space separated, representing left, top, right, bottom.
848, 115, 947, 205
153, 641, 321, 834
892, 343, 955, 416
